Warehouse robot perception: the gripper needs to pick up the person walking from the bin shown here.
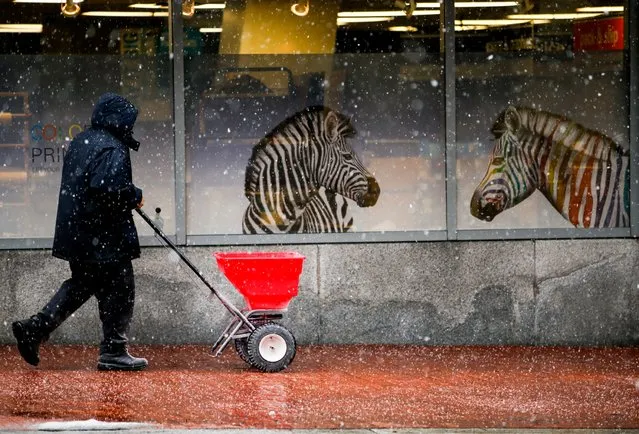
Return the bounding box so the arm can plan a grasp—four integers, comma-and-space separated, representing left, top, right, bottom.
12, 92, 148, 371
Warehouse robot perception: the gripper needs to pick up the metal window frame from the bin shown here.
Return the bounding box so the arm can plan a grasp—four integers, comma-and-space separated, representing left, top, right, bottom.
0, 0, 636, 250
170, 0, 187, 246
628, 0, 639, 237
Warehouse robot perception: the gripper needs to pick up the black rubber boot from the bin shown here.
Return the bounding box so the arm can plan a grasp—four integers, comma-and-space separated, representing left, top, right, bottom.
13, 274, 94, 367
95, 260, 146, 371
97, 349, 148, 371
11, 314, 52, 366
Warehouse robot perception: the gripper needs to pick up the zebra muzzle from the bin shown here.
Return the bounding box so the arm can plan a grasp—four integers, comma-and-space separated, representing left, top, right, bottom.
470, 191, 505, 222
356, 177, 380, 207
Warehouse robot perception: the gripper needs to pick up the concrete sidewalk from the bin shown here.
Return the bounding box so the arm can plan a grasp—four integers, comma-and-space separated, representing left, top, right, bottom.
5, 429, 639, 433
0, 344, 637, 432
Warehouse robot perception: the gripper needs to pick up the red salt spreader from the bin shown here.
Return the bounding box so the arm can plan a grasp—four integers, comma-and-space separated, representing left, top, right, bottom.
136, 208, 305, 372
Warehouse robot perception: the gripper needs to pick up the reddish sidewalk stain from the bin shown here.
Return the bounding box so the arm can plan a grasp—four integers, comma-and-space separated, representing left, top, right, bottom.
0, 344, 637, 430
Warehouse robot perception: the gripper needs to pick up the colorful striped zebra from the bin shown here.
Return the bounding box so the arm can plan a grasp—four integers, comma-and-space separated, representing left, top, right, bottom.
470, 106, 630, 228
242, 106, 380, 234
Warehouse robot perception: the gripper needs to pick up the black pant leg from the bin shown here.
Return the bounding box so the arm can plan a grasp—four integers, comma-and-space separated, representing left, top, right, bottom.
39, 261, 97, 332
94, 260, 135, 354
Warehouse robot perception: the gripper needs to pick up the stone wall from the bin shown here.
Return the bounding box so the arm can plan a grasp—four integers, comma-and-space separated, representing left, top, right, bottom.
1, 239, 638, 346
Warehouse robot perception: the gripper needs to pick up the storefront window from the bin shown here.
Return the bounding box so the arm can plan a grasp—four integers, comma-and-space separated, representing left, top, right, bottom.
184, 0, 445, 236
0, 1, 174, 238
1, 0, 634, 244
456, 1, 628, 230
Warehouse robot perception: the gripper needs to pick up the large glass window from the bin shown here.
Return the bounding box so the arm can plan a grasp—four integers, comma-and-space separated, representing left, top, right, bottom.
456, 1, 628, 230
0, 0, 635, 245
0, 1, 175, 238
184, 0, 445, 236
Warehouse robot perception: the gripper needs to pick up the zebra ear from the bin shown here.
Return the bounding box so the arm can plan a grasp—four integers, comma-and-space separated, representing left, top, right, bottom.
491, 106, 520, 138
324, 110, 341, 141
324, 110, 355, 141
504, 106, 521, 132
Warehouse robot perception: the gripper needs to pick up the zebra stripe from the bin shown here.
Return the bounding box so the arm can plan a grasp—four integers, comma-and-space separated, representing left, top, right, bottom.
243, 106, 379, 234
471, 106, 629, 228
289, 188, 353, 233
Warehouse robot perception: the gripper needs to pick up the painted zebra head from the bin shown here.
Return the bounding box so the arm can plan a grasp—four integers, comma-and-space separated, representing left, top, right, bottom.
310, 108, 380, 208
470, 106, 538, 222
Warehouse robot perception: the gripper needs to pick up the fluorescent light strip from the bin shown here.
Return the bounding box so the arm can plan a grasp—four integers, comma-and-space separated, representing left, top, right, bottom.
200, 27, 223, 33
129, 3, 166, 9
416, 1, 517, 6
83, 11, 154, 17
337, 17, 394, 25
13, 0, 82, 3
456, 19, 530, 26
576, 6, 623, 13
453, 1, 518, 6
195, 3, 225, 9
0, 24, 43, 32
508, 13, 602, 20
410, 10, 440, 15
456, 25, 488, 31
388, 26, 418, 32
341, 2, 515, 17
130, 2, 225, 9
338, 10, 438, 17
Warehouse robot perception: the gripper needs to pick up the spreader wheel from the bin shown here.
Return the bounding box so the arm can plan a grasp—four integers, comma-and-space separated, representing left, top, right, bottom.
246, 323, 296, 372
234, 338, 250, 363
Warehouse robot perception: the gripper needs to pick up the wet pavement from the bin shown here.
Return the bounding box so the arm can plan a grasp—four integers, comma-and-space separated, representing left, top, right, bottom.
0, 344, 637, 431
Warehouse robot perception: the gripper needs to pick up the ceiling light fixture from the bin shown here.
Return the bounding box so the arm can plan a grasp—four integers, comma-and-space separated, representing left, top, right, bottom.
183, 0, 195, 16
61, 0, 80, 17
291, 0, 310, 16
200, 27, 223, 32
394, 0, 416, 17
576, 6, 623, 13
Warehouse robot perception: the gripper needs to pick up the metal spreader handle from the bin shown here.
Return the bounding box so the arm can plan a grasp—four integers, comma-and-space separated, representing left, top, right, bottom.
135, 207, 213, 292
134, 207, 250, 322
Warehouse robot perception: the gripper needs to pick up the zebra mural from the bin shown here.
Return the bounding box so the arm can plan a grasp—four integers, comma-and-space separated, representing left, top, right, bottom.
470, 106, 630, 228
243, 106, 380, 234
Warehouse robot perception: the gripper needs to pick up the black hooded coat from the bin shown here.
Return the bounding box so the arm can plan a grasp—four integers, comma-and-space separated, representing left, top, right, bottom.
52, 93, 143, 263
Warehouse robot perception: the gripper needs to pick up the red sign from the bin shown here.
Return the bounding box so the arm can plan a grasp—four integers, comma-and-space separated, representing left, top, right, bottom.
573, 17, 624, 51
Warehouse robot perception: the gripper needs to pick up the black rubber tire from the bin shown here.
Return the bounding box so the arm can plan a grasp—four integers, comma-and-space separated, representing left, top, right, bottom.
234, 338, 250, 363
246, 323, 296, 373
234, 318, 269, 365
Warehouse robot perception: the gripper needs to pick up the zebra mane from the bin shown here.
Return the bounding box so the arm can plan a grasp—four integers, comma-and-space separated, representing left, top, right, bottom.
493, 106, 628, 159
244, 105, 353, 198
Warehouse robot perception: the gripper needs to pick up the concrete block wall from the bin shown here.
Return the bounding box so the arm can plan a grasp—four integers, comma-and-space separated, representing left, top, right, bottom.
1, 239, 638, 347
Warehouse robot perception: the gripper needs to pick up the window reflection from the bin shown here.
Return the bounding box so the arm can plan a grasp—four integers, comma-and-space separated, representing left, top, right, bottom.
0, 0, 174, 238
